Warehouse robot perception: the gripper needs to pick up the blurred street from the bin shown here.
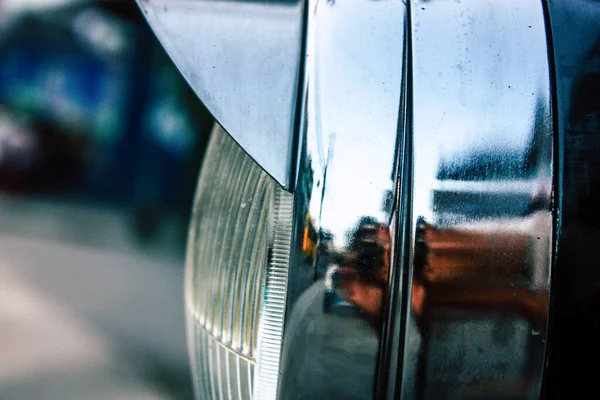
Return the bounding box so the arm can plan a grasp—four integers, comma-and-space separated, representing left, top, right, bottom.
0, 1, 213, 398
0, 195, 193, 400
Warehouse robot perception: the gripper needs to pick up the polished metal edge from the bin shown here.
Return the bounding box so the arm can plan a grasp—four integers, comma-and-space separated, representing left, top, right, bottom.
400, 0, 554, 398
541, 1, 600, 397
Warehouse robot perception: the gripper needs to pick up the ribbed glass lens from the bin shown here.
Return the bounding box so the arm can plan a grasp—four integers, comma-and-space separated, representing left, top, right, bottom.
185, 124, 292, 400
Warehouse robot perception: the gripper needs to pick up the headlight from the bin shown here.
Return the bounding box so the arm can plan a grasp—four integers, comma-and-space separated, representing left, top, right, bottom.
147, 0, 558, 398
185, 124, 293, 400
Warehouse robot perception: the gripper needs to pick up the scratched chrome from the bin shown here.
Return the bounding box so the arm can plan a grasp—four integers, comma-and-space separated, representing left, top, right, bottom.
136, 0, 303, 188
277, 0, 405, 398
400, 0, 553, 399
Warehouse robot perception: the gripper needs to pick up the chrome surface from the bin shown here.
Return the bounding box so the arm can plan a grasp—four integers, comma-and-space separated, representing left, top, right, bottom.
543, 1, 600, 398
278, 0, 406, 398
400, 0, 553, 399
136, 0, 304, 188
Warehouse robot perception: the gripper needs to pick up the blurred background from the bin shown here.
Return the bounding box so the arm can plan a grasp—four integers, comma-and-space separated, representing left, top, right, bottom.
0, 0, 214, 398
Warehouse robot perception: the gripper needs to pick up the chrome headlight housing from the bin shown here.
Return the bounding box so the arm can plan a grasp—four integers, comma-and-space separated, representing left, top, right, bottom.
135, 0, 600, 397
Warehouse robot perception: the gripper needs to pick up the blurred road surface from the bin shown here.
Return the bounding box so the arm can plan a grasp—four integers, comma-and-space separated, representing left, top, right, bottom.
0, 195, 193, 400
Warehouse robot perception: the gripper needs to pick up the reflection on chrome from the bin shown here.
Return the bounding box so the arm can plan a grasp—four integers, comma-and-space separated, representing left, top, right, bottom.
401, 0, 553, 399
278, 0, 406, 398
336, 219, 391, 326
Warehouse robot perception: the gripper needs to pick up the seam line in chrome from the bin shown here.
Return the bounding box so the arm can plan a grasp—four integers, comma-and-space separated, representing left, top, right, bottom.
391, 1, 414, 397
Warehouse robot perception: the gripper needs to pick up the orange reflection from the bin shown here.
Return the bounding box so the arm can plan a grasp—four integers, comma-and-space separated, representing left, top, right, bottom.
411, 216, 551, 399
415, 219, 549, 321
337, 219, 390, 325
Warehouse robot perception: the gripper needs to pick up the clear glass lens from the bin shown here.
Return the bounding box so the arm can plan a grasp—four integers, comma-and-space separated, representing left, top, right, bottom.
185, 124, 292, 400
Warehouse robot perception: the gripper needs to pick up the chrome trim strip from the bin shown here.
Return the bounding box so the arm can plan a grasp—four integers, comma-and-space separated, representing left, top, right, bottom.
400, 0, 553, 398
278, 0, 406, 398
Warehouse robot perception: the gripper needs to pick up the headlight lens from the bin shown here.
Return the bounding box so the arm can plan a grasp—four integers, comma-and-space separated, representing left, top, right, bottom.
185, 124, 293, 400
